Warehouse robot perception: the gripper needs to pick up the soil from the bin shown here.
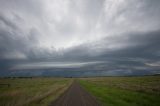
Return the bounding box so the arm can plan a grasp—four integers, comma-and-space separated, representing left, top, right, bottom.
49, 81, 100, 106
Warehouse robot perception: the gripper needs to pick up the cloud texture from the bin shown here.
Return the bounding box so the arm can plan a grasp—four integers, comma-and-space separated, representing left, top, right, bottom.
0, 0, 160, 77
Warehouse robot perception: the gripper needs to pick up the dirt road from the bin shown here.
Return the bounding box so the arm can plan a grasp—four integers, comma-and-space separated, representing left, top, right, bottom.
50, 81, 100, 106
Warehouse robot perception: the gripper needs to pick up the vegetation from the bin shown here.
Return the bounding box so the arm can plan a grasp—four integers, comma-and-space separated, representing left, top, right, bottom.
1, 76, 160, 106
0, 77, 73, 106
79, 76, 160, 106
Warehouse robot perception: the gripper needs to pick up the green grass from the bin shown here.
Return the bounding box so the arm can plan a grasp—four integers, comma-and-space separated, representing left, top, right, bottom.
0, 77, 73, 106
79, 76, 160, 106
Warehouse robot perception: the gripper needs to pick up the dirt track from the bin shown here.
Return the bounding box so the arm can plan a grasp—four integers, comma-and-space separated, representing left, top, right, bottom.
50, 81, 100, 106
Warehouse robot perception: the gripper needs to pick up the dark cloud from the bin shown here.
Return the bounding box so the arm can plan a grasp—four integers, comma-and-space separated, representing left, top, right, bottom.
0, 0, 160, 77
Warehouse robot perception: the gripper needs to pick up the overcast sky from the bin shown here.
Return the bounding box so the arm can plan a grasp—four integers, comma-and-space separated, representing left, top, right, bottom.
0, 0, 160, 77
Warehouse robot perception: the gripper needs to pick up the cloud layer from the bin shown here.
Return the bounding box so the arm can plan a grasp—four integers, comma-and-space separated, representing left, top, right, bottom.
0, 0, 160, 77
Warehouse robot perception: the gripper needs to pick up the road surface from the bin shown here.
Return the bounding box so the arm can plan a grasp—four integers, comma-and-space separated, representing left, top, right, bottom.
50, 81, 100, 106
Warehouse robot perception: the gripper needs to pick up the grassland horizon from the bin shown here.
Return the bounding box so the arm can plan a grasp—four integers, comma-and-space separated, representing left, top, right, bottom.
0, 75, 160, 106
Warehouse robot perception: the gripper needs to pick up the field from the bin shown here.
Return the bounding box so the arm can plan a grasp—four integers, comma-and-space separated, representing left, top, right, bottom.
79, 76, 160, 106
0, 77, 72, 106
1, 76, 160, 106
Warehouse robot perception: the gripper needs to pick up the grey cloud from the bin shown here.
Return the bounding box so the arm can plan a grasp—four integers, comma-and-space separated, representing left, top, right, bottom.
0, 0, 160, 77
10, 61, 104, 70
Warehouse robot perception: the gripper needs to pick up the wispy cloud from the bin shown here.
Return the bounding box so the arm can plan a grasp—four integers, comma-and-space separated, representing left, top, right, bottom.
0, 0, 160, 76
10, 61, 104, 70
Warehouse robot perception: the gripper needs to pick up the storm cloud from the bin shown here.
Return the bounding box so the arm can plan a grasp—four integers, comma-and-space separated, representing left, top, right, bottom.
0, 0, 160, 77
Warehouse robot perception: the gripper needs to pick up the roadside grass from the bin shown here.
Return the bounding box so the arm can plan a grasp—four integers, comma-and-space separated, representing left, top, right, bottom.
0, 78, 73, 106
79, 76, 160, 106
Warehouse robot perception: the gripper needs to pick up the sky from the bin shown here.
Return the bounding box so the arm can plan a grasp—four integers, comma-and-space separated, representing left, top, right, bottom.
0, 0, 160, 77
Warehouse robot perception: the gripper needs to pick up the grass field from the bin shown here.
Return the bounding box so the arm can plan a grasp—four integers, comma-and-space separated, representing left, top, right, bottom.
79, 76, 160, 106
0, 77, 73, 106
1, 76, 160, 106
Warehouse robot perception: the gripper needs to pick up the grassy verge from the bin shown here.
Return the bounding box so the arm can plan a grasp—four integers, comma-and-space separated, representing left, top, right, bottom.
79, 76, 160, 106
0, 77, 73, 106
